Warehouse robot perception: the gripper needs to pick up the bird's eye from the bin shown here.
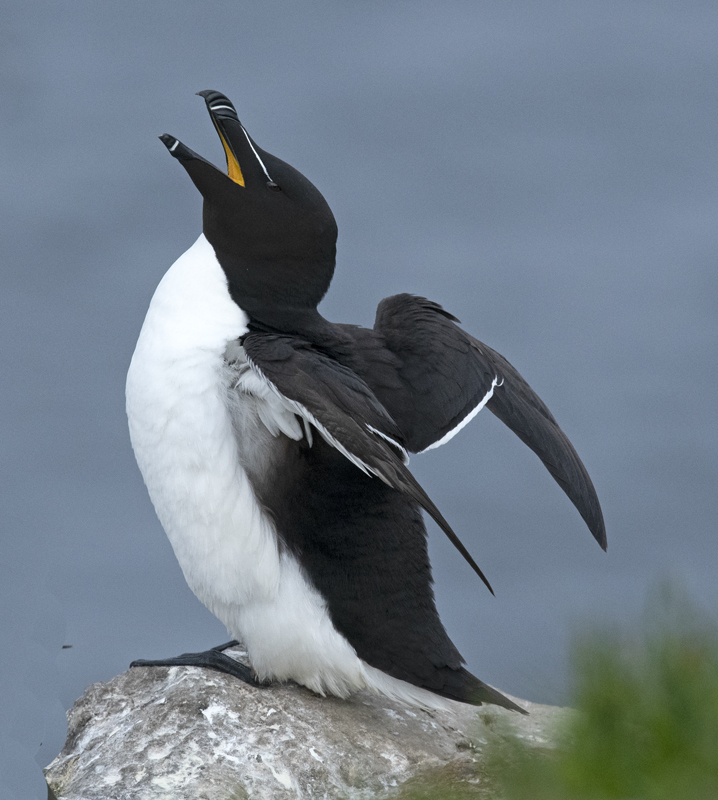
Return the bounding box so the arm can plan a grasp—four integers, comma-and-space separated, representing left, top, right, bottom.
267, 181, 282, 192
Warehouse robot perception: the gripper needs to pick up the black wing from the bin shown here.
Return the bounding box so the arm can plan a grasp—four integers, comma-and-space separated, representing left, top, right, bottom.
242, 331, 496, 592
366, 294, 606, 550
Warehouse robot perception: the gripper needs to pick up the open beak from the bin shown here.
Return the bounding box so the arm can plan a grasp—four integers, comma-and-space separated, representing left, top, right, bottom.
159, 90, 277, 196
195, 90, 246, 186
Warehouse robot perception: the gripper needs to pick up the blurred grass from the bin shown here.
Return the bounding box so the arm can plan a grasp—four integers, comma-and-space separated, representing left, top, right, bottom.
398, 583, 718, 799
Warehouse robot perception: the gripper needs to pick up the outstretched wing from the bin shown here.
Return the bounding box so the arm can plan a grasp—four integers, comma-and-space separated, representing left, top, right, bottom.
369, 294, 606, 550
242, 331, 495, 592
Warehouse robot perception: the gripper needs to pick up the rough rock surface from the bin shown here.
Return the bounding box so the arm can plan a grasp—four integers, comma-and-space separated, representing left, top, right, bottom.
45, 644, 569, 799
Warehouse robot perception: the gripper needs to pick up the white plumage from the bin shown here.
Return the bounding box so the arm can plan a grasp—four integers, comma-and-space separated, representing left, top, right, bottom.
126, 234, 453, 710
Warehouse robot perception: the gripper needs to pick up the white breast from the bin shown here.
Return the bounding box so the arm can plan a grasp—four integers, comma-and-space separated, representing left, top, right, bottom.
125, 234, 453, 709
126, 233, 283, 614
125, 235, 359, 689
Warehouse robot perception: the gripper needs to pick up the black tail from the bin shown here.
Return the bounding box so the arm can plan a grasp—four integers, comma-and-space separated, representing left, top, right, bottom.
432, 666, 529, 714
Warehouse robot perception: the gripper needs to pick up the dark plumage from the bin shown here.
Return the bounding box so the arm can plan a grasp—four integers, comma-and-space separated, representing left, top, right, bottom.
128, 89, 605, 714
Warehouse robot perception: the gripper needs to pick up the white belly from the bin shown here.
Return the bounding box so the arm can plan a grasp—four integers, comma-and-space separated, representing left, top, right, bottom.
125, 236, 362, 694
125, 235, 452, 709
126, 235, 276, 606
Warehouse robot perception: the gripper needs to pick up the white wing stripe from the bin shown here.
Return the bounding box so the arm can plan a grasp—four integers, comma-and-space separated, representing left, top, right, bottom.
366, 424, 409, 465
419, 376, 503, 454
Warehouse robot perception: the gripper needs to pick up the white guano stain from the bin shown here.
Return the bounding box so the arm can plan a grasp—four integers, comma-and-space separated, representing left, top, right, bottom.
267, 763, 293, 790
147, 743, 174, 761
201, 704, 227, 724
103, 767, 123, 786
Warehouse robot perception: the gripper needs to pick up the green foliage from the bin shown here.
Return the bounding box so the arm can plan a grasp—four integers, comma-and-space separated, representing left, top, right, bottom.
395, 584, 718, 800
496, 584, 718, 800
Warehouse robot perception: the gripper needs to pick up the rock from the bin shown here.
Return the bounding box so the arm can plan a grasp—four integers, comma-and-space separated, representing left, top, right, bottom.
44, 644, 569, 799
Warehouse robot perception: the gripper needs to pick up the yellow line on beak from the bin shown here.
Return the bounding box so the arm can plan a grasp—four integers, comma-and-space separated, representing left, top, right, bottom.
216, 127, 245, 186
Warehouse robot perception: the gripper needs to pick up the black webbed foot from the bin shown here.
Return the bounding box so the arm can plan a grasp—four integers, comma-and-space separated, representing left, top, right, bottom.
130, 641, 268, 688
210, 639, 241, 652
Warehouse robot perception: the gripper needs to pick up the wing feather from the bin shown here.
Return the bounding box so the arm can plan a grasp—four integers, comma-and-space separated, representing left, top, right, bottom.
242, 332, 495, 592
366, 294, 606, 550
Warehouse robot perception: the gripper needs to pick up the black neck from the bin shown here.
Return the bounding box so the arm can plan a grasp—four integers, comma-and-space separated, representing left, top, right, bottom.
245, 307, 357, 361
246, 306, 329, 338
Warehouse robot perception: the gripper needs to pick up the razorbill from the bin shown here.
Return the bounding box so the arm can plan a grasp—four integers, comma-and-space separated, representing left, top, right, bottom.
126, 90, 606, 712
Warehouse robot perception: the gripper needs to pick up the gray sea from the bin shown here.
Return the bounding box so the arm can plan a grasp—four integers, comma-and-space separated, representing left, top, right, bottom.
2, 2, 717, 796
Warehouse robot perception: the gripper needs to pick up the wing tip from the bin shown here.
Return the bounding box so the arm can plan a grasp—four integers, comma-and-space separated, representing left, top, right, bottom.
585, 503, 607, 551
594, 524, 608, 552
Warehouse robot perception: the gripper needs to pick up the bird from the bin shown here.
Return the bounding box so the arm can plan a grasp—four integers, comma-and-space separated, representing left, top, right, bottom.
126, 89, 606, 713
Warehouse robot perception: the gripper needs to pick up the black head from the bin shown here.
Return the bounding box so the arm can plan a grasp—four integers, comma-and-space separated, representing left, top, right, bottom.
161, 91, 337, 321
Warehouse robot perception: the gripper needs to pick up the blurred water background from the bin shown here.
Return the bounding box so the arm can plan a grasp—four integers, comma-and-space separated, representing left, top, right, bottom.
2, 2, 717, 796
